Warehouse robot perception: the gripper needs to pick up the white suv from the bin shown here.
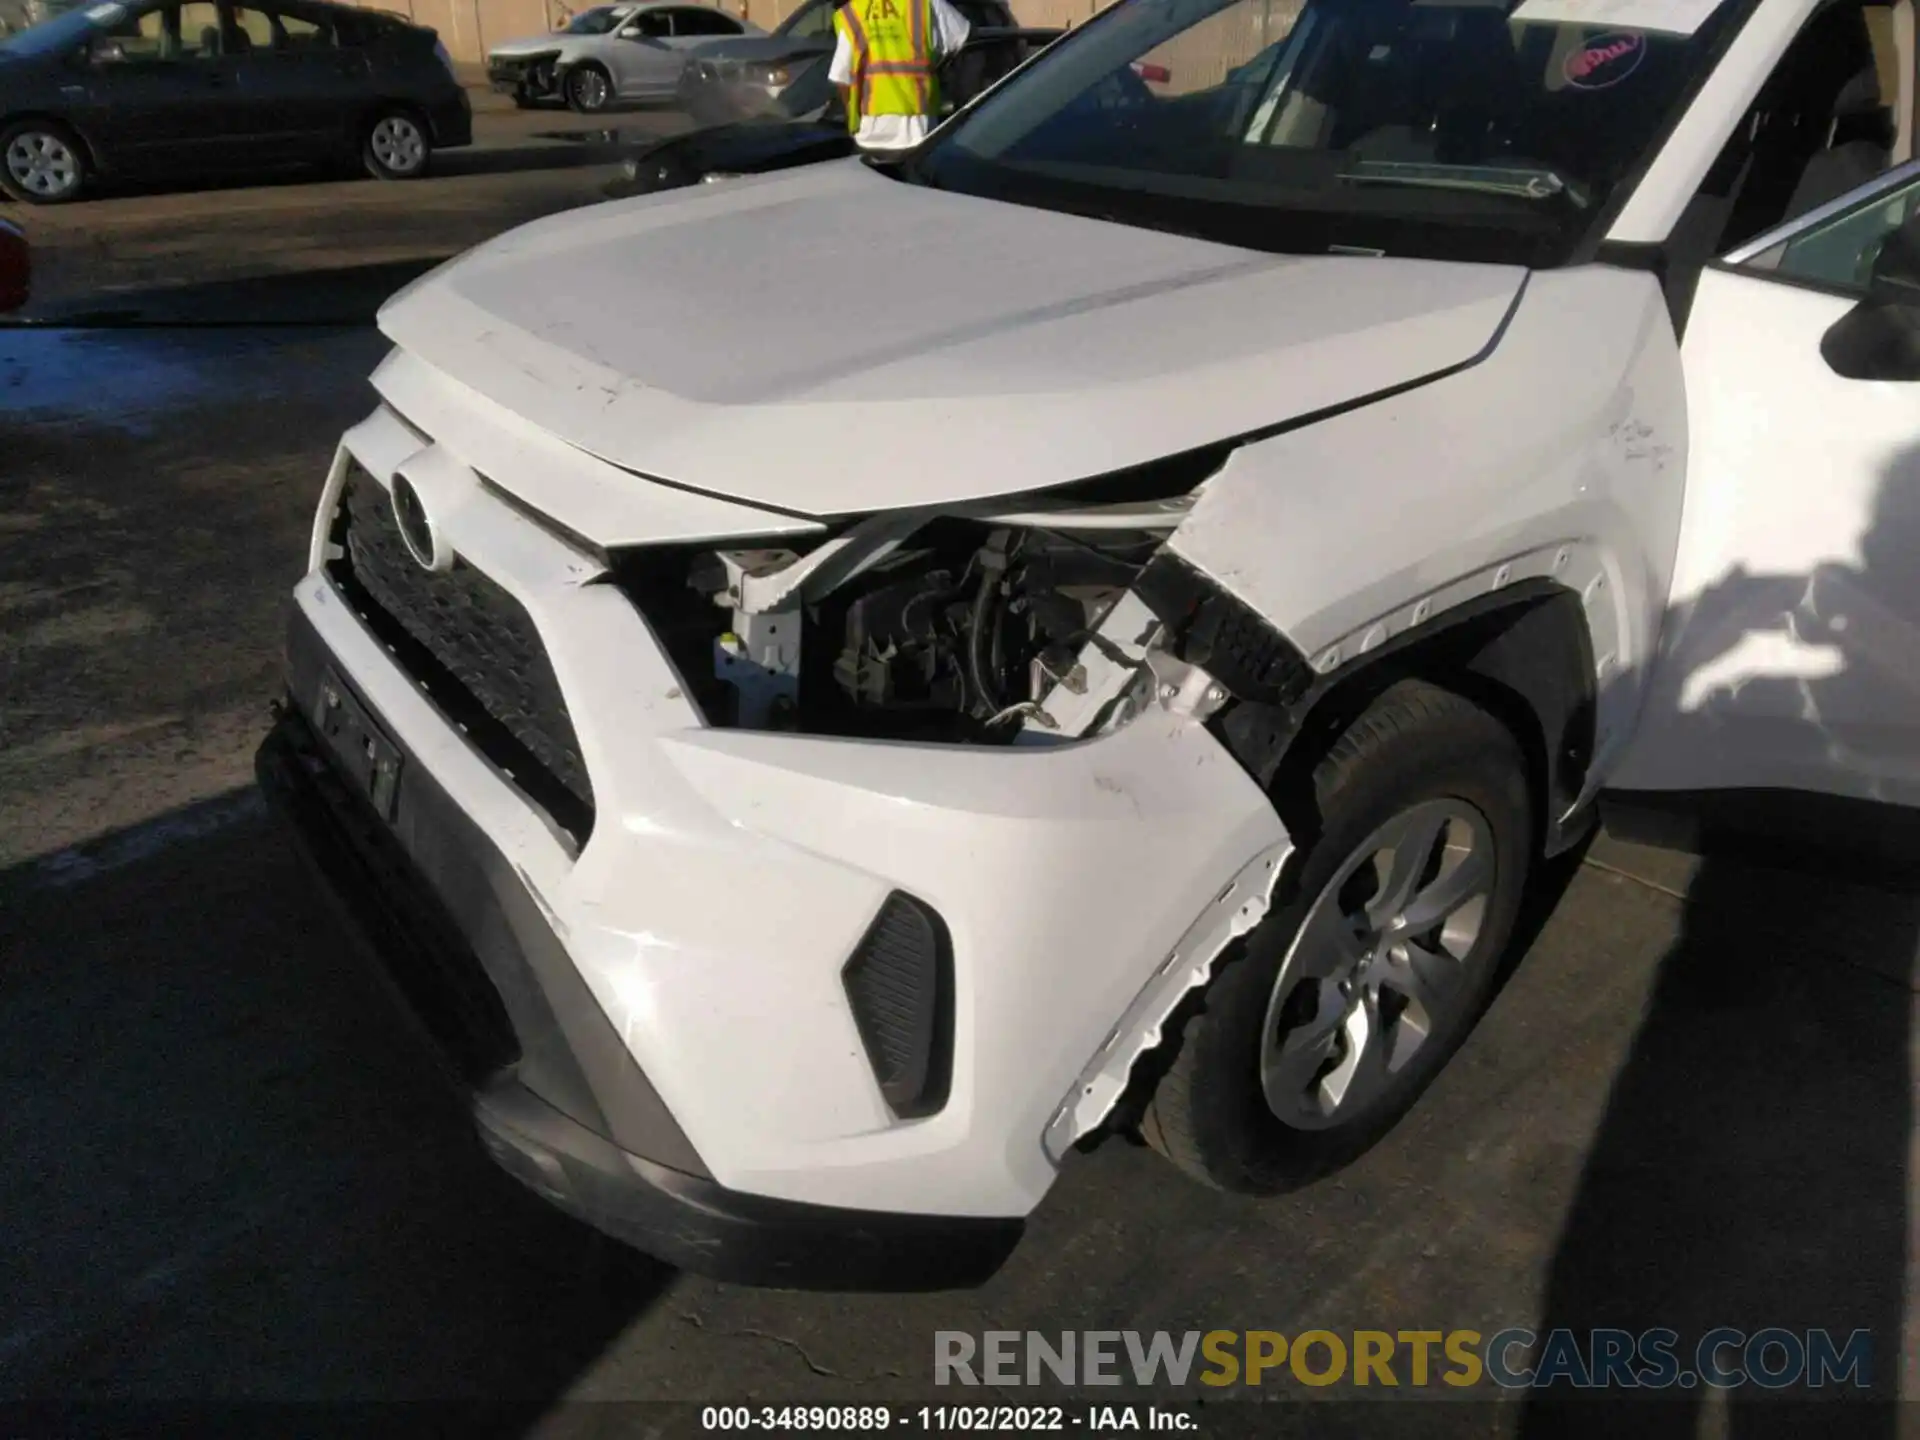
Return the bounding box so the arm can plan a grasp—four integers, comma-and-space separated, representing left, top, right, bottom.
261, 0, 1920, 1288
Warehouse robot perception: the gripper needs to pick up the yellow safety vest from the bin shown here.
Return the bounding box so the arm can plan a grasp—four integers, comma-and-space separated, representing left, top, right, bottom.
833, 0, 939, 132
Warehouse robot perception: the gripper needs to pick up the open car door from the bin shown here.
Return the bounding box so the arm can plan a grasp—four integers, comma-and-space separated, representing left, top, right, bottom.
1614, 158, 1920, 809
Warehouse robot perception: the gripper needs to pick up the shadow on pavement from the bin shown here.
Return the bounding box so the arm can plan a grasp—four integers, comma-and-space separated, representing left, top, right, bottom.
1519, 446, 1920, 1433
0, 793, 671, 1410
22, 137, 629, 205
11, 259, 443, 328
428, 139, 632, 179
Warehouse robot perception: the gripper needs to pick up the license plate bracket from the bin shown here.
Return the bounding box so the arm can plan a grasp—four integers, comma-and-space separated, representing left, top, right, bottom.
313, 669, 403, 821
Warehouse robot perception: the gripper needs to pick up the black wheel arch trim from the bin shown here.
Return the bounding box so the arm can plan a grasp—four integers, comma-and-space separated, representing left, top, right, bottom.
1210, 579, 1598, 860
364, 99, 432, 129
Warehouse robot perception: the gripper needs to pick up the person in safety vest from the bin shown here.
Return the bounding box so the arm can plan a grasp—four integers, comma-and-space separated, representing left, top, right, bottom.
828, 0, 971, 152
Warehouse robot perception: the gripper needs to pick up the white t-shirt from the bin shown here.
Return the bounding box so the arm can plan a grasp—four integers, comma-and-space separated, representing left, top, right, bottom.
827, 0, 972, 151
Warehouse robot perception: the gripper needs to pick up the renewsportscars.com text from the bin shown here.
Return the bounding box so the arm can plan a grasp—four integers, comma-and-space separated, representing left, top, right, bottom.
933, 1328, 1873, 1390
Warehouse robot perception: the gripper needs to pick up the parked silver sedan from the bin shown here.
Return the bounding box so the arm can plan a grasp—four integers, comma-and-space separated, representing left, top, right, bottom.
486, 1, 760, 112
677, 0, 1055, 130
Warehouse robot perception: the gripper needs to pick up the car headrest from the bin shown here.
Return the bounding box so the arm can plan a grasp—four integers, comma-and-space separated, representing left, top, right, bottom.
1833, 66, 1883, 119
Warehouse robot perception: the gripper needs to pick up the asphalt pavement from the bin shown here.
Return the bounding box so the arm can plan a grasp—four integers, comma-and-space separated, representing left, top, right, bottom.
5, 94, 681, 324
1, 180, 1918, 1434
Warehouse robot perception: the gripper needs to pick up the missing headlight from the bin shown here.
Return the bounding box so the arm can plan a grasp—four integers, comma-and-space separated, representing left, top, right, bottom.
610, 515, 1173, 744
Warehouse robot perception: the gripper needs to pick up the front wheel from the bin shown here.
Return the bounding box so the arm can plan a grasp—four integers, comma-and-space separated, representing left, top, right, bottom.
1141, 679, 1533, 1193
1, 120, 87, 204
565, 64, 613, 113
363, 109, 431, 180
515, 61, 556, 107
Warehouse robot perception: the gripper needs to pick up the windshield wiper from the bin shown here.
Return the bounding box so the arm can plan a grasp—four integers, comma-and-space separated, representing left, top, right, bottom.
1337, 161, 1590, 209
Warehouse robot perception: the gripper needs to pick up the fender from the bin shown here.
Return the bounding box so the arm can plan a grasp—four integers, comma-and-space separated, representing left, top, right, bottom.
1142, 553, 1600, 857
1164, 265, 1690, 824
1245, 580, 1601, 857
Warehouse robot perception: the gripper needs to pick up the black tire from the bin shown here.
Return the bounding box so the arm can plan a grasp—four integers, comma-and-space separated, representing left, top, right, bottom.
0, 119, 87, 204
362, 108, 431, 181
565, 63, 613, 113
1140, 679, 1533, 1194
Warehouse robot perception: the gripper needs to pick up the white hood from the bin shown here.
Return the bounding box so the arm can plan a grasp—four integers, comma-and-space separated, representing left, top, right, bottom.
377, 160, 1525, 519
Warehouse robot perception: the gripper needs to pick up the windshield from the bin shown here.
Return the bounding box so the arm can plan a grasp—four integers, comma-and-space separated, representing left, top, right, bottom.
776, 0, 836, 38
908, 0, 1753, 266
564, 6, 626, 33
0, 1, 115, 55
775, 50, 838, 113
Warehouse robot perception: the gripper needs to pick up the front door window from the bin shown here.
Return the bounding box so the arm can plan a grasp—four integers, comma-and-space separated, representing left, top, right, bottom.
1731, 164, 1920, 291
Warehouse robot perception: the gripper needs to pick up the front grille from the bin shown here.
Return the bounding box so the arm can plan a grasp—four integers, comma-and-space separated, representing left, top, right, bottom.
327, 465, 595, 844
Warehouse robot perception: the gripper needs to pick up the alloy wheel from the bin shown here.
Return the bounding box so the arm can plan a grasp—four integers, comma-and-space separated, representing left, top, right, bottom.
1259, 798, 1497, 1130
5, 131, 79, 200
571, 68, 610, 110
369, 116, 426, 174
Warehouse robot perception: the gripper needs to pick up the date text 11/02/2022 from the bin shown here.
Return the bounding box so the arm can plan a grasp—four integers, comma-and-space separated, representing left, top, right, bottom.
701, 1408, 1194, 1431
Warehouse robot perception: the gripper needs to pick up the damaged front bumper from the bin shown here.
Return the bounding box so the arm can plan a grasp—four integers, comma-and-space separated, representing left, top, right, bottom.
258, 678, 1024, 1289
263, 408, 1296, 1280
487, 52, 559, 93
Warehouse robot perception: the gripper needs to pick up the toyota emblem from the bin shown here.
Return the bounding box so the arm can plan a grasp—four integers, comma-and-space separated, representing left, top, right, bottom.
390, 472, 452, 573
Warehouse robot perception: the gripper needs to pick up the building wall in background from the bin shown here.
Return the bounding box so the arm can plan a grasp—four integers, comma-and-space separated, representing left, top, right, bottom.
365, 0, 557, 60
351, 0, 1299, 77
0, 0, 1085, 56
380, 0, 1120, 63
736, 0, 1115, 25
710, 0, 1304, 91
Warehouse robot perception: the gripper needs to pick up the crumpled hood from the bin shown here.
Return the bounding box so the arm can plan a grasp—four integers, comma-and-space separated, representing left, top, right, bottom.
377, 160, 1525, 518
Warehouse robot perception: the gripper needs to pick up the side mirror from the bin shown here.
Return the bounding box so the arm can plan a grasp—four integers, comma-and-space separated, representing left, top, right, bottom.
1821, 210, 1920, 381
86, 38, 128, 64
1866, 209, 1920, 304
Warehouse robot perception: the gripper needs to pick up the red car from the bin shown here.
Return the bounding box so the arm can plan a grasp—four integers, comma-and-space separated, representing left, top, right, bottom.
0, 221, 27, 313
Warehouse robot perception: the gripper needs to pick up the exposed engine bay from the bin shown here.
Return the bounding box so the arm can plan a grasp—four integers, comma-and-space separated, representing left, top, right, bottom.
612, 504, 1236, 745
699, 523, 1163, 738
